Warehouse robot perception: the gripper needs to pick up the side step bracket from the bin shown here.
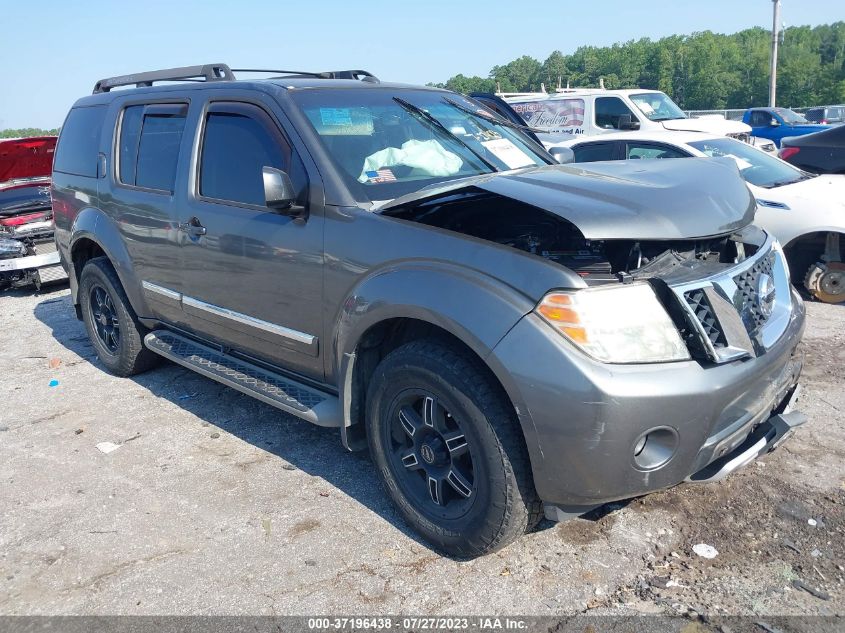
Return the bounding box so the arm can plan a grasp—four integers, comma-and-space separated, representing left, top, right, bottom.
144, 330, 341, 428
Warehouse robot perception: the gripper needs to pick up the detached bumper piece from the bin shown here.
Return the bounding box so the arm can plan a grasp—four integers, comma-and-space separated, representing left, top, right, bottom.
0, 238, 67, 289
686, 410, 806, 483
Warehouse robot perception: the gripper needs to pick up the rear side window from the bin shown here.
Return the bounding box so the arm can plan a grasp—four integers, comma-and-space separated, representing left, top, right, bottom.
118, 103, 187, 193
573, 142, 616, 162
199, 103, 303, 207
54, 106, 107, 177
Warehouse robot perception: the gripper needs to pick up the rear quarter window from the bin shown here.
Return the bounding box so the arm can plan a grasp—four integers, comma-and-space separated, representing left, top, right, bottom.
54, 106, 107, 177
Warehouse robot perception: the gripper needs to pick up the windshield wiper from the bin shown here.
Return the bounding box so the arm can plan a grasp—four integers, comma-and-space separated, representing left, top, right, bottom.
442, 97, 552, 157
444, 97, 544, 134
392, 97, 498, 172
764, 178, 801, 188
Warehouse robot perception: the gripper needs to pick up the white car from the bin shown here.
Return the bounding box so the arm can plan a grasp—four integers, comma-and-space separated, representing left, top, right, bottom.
557, 130, 845, 303
486, 89, 752, 144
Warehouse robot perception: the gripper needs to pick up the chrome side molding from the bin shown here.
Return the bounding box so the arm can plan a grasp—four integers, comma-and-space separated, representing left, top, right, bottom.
141, 280, 316, 346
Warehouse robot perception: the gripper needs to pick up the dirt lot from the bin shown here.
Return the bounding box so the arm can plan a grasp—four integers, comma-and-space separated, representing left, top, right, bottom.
0, 286, 843, 617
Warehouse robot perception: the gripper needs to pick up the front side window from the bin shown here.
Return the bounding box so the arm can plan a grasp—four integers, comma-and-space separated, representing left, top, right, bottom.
625, 143, 688, 160
199, 105, 295, 206
688, 137, 810, 188
118, 103, 187, 192
750, 111, 774, 127
291, 89, 551, 202
629, 92, 687, 122
572, 142, 616, 162
594, 97, 638, 130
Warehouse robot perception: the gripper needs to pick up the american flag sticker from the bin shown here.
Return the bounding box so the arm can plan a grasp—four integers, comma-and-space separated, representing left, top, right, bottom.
366, 168, 397, 183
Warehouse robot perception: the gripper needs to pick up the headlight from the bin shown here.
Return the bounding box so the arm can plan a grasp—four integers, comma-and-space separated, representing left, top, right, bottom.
536, 284, 690, 363
0, 237, 26, 260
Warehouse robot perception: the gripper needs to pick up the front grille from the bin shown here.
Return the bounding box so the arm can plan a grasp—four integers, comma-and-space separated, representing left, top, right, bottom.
670, 238, 788, 364
733, 252, 776, 333
684, 289, 726, 348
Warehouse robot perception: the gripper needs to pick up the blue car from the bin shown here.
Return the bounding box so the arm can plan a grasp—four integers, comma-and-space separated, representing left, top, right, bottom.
743, 107, 830, 147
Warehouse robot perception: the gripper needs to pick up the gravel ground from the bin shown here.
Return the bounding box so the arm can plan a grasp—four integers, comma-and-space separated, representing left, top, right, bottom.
0, 285, 843, 617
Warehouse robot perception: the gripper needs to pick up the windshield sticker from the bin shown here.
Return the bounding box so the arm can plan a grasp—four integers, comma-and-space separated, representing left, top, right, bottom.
320, 108, 352, 126
310, 108, 374, 136
510, 99, 585, 133
364, 168, 397, 183
481, 138, 534, 169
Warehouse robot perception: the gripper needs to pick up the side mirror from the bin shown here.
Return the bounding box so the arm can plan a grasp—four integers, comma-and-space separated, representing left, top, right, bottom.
549, 146, 575, 164
617, 114, 640, 130
263, 166, 298, 213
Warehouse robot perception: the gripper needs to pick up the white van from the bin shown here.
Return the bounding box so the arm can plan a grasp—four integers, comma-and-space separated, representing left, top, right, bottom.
491, 89, 753, 146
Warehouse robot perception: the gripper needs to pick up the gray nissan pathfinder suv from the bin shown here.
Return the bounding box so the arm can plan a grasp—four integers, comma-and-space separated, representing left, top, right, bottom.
53, 64, 806, 557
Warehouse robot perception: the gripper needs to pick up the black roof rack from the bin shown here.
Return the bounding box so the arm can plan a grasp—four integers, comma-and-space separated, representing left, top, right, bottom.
92, 64, 379, 94
232, 69, 379, 83
93, 63, 235, 93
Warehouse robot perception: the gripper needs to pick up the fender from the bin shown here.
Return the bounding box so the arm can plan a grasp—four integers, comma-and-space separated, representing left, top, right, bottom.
334, 260, 544, 455
68, 207, 150, 317
782, 227, 845, 251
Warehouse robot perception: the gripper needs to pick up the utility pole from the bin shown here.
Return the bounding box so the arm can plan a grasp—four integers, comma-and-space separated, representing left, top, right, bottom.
769, 0, 781, 107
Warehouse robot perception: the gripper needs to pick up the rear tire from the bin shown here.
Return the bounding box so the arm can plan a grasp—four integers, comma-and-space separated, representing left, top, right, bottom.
79, 257, 159, 376
366, 339, 541, 557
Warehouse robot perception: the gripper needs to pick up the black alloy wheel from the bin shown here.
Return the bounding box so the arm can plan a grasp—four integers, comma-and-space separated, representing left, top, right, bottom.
386, 391, 475, 519
366, 339, 541, 557
78, 257, 159, 377
89, 284, 121, 354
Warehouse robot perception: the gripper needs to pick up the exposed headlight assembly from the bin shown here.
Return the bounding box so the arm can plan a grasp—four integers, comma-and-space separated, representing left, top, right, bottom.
536, 283, 690, 364
0, 237, 27, 260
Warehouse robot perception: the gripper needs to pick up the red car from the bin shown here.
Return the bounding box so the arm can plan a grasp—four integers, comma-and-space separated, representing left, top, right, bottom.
0, 136, 67, 289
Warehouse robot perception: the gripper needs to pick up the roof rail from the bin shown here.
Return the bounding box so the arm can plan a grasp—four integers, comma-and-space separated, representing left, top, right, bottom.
92, 64, 379, 93
93, 63, 235, 94
232, 68, 379, 83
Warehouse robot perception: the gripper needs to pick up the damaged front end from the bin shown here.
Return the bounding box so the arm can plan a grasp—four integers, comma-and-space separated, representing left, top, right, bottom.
0, 137, 67, 290
381, 158, 795, 365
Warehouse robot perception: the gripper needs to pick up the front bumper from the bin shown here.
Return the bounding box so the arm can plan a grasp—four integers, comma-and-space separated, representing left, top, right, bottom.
491, 288, 806, 510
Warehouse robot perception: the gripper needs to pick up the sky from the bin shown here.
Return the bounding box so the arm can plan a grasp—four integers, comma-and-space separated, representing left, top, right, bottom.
2, 0, 844, 130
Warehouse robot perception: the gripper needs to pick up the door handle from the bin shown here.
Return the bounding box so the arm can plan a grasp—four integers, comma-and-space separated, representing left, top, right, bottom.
179, 218, 207, 237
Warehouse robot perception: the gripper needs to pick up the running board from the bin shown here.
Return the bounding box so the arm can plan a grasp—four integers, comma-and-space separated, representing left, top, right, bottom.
144, 330, 341, 428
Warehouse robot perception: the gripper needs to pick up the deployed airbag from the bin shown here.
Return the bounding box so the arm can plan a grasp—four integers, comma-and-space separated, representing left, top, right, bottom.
358, 140, 462, 182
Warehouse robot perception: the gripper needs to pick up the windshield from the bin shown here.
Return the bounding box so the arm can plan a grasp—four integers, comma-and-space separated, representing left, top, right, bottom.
630, 92, 687, 122
291, 89, 551, 202
774, 108, 809, 124
688, 137, 808, 188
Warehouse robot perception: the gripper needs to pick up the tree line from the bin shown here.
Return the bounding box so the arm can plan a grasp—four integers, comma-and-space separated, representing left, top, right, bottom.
435, 23, 845, 110
0, 128, 60, 139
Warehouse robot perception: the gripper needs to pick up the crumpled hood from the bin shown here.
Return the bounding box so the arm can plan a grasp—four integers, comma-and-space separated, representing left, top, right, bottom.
0, 137, 57, 185
380, 158, 756, 240
661, 117, 751, 136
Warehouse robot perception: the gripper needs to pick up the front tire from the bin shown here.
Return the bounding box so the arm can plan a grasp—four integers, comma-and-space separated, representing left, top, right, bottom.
79, 257, 159, 376
366, 339, 541, 557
